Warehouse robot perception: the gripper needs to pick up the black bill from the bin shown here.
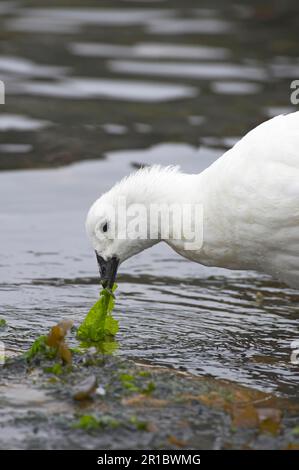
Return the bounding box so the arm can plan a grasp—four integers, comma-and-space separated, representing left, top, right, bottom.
95, 252, 119, 289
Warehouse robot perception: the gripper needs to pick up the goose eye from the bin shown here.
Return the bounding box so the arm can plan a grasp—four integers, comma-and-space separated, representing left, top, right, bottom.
102, 222, 108, 233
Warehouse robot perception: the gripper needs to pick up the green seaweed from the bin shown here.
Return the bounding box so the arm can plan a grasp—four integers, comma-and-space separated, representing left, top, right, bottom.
77, 284, 119, 342
119, 373, 156, 395
142, 381, 156, 395
129, 416, 149, 431
73, 415, 100, 431
120, 373, 140, 393
44, 363, 64, 376
0, 319, 7, 328
73, 414, 120, 431
138, 371, 151, 378
25, 335, 51, 361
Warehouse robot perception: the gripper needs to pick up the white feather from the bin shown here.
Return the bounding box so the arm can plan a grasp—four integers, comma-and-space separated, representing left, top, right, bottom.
87, 112, 299, 288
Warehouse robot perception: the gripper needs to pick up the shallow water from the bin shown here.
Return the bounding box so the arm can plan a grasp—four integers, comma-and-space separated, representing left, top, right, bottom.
0, 0, 299, 401
1, 146, 299, 399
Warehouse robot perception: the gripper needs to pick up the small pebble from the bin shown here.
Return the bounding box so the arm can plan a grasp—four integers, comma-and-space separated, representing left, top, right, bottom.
95, 385, 106, 397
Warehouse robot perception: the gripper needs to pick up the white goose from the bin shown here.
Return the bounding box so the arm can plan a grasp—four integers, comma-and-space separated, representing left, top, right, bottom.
86, 112, 299, 290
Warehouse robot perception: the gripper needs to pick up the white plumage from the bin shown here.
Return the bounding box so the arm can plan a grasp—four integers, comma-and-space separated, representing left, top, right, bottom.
86, 112, 299, 289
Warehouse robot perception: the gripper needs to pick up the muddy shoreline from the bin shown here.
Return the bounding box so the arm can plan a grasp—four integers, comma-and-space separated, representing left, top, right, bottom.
1, 351, 299, 450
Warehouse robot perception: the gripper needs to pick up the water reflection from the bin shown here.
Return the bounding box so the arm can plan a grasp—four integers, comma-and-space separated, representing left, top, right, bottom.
0, 143, 32, 153
146, 18, 233, 34
211, 81, 261, 95
0, 56, 68, 77
13, 78, 197, 102
0, 114, 51, 131
109, 60, 267, 80
70, 42, 230, 60
5, 7, 174, 33
1, 0, 298, 171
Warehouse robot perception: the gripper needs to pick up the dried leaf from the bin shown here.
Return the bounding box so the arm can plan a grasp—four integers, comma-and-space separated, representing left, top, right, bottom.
46, 319, 73, 348
168, 435, 188, 448
58, 342, 72, 365
257, 408, 282, 435
232, 405, 258, 428
122, 394, 168, 407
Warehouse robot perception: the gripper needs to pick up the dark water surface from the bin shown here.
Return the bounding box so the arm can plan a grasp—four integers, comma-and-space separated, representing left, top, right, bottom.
0, 0, 299, 400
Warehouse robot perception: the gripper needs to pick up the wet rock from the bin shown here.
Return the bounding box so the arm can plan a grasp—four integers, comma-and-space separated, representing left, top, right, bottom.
72, 375, 97, 401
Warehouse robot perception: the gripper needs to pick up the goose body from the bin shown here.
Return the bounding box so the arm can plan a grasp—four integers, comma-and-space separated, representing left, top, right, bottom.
86, 112, 299, 289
